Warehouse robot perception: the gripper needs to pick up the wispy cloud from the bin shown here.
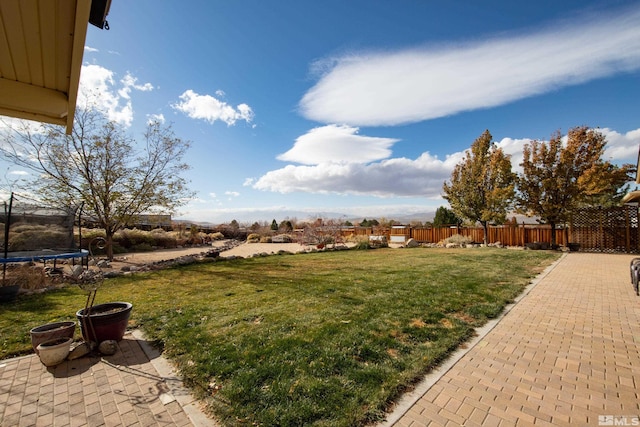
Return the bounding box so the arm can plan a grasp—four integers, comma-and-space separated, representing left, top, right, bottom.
300, 5, 640, 126
172, 90, 254, 126
84, 46, 98, 53
278, 125, 399, 165
78, 64, 154, 127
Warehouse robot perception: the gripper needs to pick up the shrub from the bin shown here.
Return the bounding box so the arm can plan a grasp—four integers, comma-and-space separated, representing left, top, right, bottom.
210, 232, 225, 240
2, 264, 47, 290
351, 236, 371, 250
149, 229, 178, 249
443, 234, 472, 246
8, 224, 71, 251
247, 233, 260, 243
131, 243, 154, 252
115, 228, 155, 249
259, 236, 272, 243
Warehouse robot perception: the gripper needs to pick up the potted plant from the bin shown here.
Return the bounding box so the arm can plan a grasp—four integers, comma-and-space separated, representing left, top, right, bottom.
74, 240, 133, 345
36, 337, 73, 366
0, 281, 20, 303
30, 321, 76, 354
76, 301, 133, 342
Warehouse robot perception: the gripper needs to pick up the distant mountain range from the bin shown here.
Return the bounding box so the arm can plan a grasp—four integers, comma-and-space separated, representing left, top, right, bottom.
174, 209, 540, 227
174, 208, 438, 226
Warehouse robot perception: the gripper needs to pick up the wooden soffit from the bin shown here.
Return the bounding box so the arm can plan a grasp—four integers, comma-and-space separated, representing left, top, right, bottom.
0, 0, 92, 134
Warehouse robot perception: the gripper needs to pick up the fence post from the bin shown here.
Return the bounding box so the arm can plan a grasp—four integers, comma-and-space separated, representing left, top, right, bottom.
626, 207, 630, 253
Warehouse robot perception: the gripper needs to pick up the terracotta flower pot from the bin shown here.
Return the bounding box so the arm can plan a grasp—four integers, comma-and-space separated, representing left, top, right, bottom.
36, 337, 73, 367
76, 302, 132, 343
30, 321, 76, 354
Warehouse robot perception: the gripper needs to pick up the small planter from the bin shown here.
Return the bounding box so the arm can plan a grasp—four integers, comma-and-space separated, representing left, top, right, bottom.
76, 302, 133, 343
30, 321, 76, 354
0, 285, 20, 303
36, 337, 73, 367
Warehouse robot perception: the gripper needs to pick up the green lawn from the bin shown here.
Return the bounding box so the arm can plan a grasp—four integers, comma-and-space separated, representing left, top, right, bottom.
0, 247, 559, 426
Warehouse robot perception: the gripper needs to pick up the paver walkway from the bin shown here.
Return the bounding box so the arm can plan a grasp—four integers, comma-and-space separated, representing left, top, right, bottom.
0, 330, 215, 426
383, 253, 640, 426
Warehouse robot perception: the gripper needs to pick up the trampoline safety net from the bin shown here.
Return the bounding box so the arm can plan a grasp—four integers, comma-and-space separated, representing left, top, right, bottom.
0, 194, 86, 262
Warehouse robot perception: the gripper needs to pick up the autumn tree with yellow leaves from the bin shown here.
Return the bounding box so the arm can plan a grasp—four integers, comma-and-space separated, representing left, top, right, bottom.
443, 130, 516, 245
516, 126, 634, 246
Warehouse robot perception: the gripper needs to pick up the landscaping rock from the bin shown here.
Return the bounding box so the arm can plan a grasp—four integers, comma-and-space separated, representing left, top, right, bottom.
70, 265, 84, 278
68, 341, 92, 360
96, 260, 111, 269
405, 238, 420, 248
98, 340, 118, 355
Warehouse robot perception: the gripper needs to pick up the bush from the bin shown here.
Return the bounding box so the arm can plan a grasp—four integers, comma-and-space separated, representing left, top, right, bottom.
351, 236, 371, 250
115, 228, 155, 249
8, 224, 71, 251
247, 233, 260, 243
259, 236, 272, 243
443, 234, 472, 246
2, 264, 47, 290
149, 229, 178, 249
131, 243, 154, 252
210, 232, 225, 241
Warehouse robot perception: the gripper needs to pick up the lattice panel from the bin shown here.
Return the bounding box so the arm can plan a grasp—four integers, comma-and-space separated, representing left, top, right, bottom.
570, 206, 640, 253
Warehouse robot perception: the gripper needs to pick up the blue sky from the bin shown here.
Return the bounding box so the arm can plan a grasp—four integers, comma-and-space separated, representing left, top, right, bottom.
10, 1, 640, 223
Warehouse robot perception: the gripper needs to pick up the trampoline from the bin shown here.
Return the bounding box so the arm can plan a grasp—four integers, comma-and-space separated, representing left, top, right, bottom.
0, 249, 88, 264
1, 193, 88, 271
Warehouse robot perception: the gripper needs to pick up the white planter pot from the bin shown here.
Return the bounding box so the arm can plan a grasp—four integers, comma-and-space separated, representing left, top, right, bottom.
36, 337, 73, 367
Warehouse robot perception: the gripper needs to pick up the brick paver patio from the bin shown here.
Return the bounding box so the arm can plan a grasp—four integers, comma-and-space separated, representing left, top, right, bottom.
383, 253, 640, 426
0, 330, 214, 426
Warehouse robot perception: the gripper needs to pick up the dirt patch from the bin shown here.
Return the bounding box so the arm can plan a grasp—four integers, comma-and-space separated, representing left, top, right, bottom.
105, 241, 310, 271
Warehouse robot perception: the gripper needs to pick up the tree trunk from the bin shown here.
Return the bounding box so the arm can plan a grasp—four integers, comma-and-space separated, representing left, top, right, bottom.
105, 230, 115, 261
481, 221, 488, 245
549, 222, 557, 247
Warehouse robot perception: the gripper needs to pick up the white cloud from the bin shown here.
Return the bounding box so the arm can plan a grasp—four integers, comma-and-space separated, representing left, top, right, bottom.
119, 74, 154, 100
278, 125, 399, 165
78, 64, 154, 127
495, 137, 533, 174
84, 46, 98, 53
146, 113, 165, 125
225, 191, 240, 197
601, 128, 640, 162
254, 126, 640, 199
300, 5, 640, 126
172, 90, 254, 126
253, 152, 457, 198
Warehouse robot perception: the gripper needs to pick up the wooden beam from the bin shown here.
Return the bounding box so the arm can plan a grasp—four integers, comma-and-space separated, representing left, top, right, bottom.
0, 78, 68, 120
66, 0, 92, 134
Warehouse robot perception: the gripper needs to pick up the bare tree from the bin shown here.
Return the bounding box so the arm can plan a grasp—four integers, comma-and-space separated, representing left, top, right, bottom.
1, 108, 193, 259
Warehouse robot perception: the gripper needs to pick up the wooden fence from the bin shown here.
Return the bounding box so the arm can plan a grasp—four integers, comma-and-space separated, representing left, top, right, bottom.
338, 206, 640, 253
388, 224, 568, 248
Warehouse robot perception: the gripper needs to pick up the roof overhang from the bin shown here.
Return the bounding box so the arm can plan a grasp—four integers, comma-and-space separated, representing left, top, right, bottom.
622, 191, 640, 204
636, 146, 640, 184
0, 0, 108, 134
